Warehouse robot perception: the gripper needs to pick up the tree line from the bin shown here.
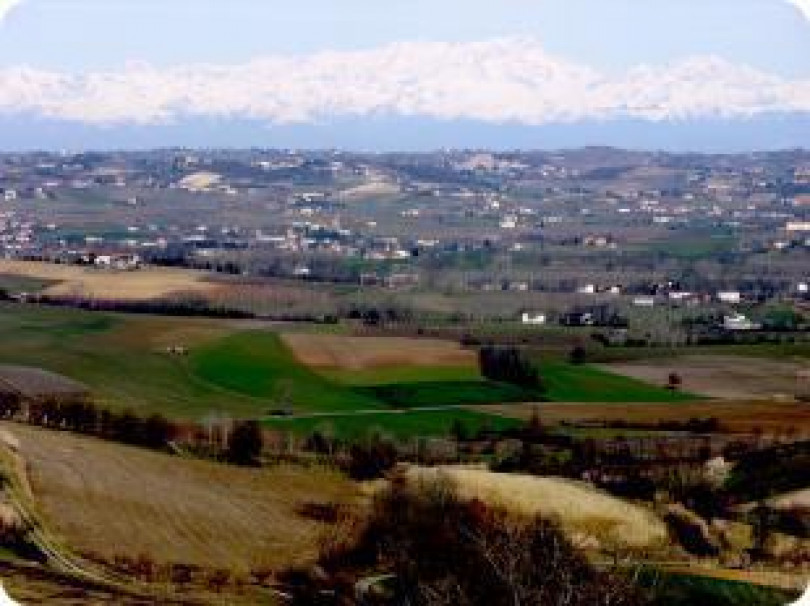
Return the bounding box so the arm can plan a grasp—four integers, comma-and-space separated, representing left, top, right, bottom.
0, 396, 263, 466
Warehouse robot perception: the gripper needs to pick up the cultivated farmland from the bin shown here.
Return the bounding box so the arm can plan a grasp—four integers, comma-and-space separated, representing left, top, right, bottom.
282, 333, 477, 371
540, 361, 698, 402
602, 355, 810, 400
4, 422, 361, 572
0, 304, 270, 418
190, 330, 384, 412
0, 365, 88, 400
0, 303, 716, 439
0, 259, 215, 301
480, 401, 810, 435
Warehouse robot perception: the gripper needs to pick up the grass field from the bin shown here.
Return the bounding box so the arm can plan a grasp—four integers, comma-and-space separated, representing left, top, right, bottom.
644, 571, 800, 605
3, 422, 360, 573
0, 304, 531, 436
264, 409, 523, 440
0, 303, 732, 440
588, 342, 810, 363
0, 303, 273, 418
321, 364, 481, 385
540, 362, 698, 402
195, 330, 537, 436
0, 272, 57, 294
190, 331, 384, 412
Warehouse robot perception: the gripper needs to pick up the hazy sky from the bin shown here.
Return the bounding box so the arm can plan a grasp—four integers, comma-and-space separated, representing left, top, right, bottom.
0, 0, 808, 149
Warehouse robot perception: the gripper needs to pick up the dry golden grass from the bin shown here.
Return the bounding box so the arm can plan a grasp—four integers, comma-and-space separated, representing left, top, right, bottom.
0, 259, 215, 301
404, 465, 668, 550
479, 401, 810, 435
3, 423, 360, 573
602, 355, 808, 400
282, 333, 476, 370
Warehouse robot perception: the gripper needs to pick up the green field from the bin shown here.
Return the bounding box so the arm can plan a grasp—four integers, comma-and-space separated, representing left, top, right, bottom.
540, 362, 698, 402
190, 331, 384, 412
264, 408, 523, 440
357, 381, 540, 408
0, 303, 706, 438
192, 331, 541, 412
321, 364, 481, 385
0, 273, 57, 294
644, 572, 797, 606
0, 305, 530, 436
0, 303, 270, 418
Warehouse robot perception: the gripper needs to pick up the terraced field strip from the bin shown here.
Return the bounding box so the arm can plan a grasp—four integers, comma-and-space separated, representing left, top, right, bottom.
264, 408, 523, 439
479, 400, 810, 435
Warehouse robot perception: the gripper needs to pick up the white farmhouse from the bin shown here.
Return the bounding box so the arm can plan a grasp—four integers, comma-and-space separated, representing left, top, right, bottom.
521, 312, 547, 326
717, 291, 742, 304
723, 313, 760, 331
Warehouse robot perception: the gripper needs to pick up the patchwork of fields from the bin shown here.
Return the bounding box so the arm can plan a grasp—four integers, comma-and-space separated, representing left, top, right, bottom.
0, 302, 726, 439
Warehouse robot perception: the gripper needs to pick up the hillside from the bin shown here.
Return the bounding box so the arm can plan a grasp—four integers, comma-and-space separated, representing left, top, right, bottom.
2, 422, 360, 573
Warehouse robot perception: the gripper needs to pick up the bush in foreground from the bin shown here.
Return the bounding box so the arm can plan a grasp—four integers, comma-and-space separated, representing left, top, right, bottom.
285, 474, 645, 605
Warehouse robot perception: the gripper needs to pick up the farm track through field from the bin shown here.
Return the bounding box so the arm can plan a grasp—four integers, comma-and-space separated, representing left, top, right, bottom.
265, 404, 476, 419
0, 434, 151, 599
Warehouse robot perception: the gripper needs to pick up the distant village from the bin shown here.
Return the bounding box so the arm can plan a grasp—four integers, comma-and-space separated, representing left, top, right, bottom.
0, 148, 808, 336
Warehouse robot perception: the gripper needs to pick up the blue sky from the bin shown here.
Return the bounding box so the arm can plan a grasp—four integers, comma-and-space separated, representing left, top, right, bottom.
0, 0, 808, 150
3, 0, 809, 74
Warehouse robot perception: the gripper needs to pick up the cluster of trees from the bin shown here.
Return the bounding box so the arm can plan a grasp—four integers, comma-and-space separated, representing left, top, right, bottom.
725, 440, 810, 503
225, 420, 264, 466
24, 399, 177, 449
478, 345, 543, 390
34, 294, 254, 319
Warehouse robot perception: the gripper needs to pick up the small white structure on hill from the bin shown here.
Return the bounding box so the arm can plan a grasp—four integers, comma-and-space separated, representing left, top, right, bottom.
521, 312, 547, 326
717, 291, 742, 304
723, 313, 760, 331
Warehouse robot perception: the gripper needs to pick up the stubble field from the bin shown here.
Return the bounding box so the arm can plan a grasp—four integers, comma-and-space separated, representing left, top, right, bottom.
0, 259, 215, 300
4, 422, 360, 573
